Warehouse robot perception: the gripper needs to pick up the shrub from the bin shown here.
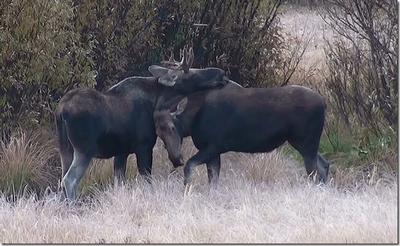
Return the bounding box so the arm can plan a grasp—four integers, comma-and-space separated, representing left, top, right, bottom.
0, 0, 95, 136
159, 0, 284, 87
73, 0, 164, 90
74, 0, 285, 89
322, 0, 398, 135
314, 0, 398, 176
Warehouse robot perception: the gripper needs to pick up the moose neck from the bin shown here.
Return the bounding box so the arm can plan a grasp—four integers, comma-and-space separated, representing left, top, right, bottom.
175, 90, 208, 137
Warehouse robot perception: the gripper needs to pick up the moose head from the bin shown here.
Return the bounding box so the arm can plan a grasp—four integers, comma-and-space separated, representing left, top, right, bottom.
149, 46, 228, 93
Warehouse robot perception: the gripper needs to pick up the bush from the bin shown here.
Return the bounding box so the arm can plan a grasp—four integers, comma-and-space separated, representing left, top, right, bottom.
322, 0, 398, 135
0, 0, 95, 136
73, 0, 165, 90
314, 0, 398, 178
156, 0, 284, 87
74, 0, 284, 89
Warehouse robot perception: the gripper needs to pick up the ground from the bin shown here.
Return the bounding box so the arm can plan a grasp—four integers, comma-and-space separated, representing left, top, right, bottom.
0, 138, 397, 243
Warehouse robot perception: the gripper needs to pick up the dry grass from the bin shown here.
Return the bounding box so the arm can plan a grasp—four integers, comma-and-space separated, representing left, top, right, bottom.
0, 138, 397, 244
79, 155, 138, 196
0, 130, 58, 196
79, 138, 198, 195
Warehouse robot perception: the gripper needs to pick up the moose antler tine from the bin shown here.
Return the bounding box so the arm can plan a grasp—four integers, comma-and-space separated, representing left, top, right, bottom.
187, 47, 194, 68
161, 49, 181, 68
184, 46, 189, 61
161, 60, 179, 67
179, 48, 184, 63
181, 46, 190, 73
162, 46, 191, 71
168, 50, 175, 62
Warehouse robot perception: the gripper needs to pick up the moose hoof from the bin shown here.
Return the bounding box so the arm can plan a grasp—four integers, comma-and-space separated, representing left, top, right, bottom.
184, 184, 193, 197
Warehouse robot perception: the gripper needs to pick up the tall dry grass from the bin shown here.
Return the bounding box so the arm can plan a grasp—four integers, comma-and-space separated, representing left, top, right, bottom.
0, 141, 397, 243
0, 130, 58, 197
0, 135, 397, 243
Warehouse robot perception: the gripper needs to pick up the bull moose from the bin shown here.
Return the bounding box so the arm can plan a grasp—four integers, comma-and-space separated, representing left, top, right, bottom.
56, 48, 228, 200
154, 82, 330, 187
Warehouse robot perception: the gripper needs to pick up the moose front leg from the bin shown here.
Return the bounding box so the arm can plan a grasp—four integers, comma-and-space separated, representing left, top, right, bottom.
184, 146, 218, 187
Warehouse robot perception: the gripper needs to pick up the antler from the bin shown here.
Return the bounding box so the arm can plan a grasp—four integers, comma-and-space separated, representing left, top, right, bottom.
161, 50, 179, 67
186, 47, 194, 70
161, 46, 194, 73
168, 50, 176, 63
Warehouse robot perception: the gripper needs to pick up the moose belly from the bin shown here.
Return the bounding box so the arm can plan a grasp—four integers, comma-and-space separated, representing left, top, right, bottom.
95, 132, 135, 158
193, 115, 290, 154
223, 129, 288, 153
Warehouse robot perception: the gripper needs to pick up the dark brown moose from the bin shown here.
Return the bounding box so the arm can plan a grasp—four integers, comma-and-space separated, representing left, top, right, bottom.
154, 82, 330, 188
56, 48, 228, 200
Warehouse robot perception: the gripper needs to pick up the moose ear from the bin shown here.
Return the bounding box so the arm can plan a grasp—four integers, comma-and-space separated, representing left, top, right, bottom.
149, 65, 169, 78
149, 65, 177, 87
171, 97, 188, 116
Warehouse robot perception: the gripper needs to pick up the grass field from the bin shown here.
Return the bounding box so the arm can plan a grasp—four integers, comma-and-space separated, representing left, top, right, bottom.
0, 138, 397, 243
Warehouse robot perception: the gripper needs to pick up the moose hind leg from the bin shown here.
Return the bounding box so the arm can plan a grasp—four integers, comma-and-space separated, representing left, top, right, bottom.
60, 148, 73, 180
303, 155, 318, 177
114, 154, 128, 185
317, 153, 329, 183
62, 151, 91, 200
206, 155, 221, 187
304, 154, 329, 183
288, 139, 320, 182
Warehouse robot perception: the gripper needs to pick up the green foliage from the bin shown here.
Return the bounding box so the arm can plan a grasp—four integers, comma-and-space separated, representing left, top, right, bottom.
0, 0, 95, 134
74, 0, 164, 90
319, 119, 397, 170
282, 118, 396, 172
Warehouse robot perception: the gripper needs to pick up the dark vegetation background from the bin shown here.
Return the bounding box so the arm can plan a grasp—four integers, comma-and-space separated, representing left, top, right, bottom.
0, 0, 398, 197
